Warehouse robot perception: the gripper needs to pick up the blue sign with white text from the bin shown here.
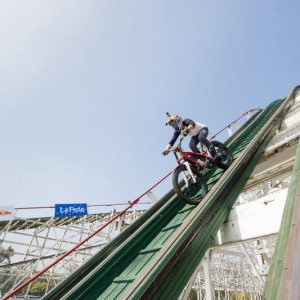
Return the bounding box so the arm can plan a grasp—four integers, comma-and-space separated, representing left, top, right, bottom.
55, 203, 88, 217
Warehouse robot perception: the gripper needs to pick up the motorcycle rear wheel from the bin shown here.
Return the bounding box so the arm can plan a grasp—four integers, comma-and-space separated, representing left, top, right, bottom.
211, 141, 233, 170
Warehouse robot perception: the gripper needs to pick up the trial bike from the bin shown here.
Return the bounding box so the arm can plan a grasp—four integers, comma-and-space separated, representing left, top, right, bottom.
169, 137, 233, 205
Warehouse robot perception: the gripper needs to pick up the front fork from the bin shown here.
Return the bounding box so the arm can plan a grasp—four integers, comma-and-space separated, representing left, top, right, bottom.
174, 152, 197, 185
182, 162, 197, 184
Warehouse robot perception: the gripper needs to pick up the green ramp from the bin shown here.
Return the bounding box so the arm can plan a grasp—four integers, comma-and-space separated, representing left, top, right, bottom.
43, 89, 296, 300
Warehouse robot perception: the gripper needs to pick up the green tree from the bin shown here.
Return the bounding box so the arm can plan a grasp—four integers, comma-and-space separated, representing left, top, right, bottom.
29, 281, 47, 296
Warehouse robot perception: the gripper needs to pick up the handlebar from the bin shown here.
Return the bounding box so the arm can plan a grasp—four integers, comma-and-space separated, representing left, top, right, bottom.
169, 136, 185, 152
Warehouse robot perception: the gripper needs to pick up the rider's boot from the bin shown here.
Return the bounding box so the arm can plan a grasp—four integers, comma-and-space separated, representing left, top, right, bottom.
204, 147, 218, 169
204, 158, 213, 169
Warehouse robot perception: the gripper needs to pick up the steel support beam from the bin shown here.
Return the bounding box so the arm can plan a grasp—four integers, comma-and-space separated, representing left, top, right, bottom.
240, 244, 265, 285
203, 252, 214, 300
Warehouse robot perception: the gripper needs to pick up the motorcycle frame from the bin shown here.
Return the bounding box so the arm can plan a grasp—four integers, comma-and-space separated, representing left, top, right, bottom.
173, 148, 215, 169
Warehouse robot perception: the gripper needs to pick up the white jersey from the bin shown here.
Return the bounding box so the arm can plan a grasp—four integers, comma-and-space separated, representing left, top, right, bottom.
187, 122, 206, 136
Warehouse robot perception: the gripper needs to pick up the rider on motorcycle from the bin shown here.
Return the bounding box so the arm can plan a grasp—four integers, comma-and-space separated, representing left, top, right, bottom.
162, 113, 218, 160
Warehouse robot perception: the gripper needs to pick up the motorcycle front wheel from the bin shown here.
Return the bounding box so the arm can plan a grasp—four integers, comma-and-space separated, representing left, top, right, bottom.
172, 164, 208, 205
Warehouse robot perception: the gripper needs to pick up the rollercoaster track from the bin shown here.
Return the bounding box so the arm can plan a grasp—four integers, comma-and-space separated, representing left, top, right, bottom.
41, 91, 295, 300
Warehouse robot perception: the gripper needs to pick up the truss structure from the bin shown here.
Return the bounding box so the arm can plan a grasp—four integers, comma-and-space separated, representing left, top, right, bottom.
186, 236, 277, 300
0, 208, 146, 297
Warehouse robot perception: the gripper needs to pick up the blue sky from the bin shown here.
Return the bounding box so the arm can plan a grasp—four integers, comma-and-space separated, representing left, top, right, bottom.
0, 1, 299, 215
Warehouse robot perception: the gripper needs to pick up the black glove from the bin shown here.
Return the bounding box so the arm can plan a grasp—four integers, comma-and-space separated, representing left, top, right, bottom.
162, 150, 169, 156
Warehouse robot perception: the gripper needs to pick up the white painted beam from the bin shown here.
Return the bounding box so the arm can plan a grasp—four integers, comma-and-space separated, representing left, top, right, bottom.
214, 188, 288, 246
240, 244, 265, 285
203, 252, 214, 300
